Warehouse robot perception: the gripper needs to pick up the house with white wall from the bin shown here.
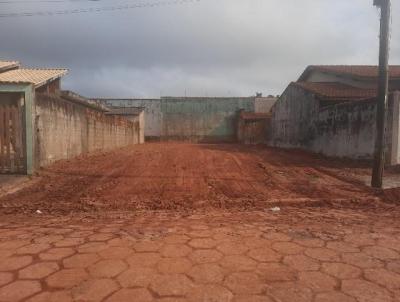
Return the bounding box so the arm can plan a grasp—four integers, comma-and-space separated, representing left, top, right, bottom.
269, 65, 400, 165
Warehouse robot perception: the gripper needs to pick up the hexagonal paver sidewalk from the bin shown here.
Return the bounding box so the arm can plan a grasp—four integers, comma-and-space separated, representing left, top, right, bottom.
0, 206, 399, 302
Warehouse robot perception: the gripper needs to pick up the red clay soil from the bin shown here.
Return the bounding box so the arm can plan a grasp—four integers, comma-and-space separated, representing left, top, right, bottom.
0, 143, 381, 215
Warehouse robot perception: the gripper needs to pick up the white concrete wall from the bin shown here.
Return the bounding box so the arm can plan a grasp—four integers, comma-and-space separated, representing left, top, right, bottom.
269, 84, 400, 164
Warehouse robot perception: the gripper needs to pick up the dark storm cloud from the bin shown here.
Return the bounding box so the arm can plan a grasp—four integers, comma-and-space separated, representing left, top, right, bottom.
0, 0, 399, 97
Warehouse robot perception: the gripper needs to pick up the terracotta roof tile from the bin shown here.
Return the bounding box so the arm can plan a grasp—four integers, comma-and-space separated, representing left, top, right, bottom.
293, 82, 377, 102
0, 68, 67, 87
299, 65, 400, 81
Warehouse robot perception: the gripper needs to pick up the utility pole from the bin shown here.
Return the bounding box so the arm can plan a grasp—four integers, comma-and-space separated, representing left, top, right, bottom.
371, 0, 391, 188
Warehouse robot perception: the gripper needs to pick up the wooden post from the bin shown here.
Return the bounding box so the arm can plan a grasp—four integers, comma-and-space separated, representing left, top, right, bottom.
372, 0, 391, 188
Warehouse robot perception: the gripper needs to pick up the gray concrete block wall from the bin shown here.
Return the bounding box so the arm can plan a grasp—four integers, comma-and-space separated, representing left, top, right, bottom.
35, 94, 140, 168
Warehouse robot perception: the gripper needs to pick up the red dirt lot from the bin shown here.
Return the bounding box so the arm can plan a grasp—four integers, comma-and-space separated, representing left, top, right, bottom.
0, 143, 382, 215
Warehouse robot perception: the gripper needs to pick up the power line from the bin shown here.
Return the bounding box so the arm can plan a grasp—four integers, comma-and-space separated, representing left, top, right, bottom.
0, 0, 113, 4
0, 0, 200, 17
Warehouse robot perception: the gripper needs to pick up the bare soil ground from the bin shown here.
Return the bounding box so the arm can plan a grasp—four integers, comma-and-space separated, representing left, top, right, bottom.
0, 143, 389, 215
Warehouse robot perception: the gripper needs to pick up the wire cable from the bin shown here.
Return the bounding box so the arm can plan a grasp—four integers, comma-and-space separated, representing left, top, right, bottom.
0, 0, 200, 18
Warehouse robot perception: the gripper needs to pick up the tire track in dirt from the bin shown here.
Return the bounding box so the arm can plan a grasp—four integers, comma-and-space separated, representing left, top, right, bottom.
0, 143, 379, 215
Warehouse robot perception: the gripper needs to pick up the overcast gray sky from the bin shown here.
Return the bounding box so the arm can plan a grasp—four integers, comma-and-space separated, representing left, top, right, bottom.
0, 0, 399, 98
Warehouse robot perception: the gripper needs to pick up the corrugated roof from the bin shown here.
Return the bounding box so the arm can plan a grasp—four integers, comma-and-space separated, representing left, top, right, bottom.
0, 60, 20, 72
293, 82, 377, 102
299, 65, 400, 81
0, 68, 67, 87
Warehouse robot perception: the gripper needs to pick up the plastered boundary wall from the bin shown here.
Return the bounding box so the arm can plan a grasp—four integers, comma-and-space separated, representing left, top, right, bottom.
99, 97, 255, 142
269, 86, 400, 165
35, 93, 141, 168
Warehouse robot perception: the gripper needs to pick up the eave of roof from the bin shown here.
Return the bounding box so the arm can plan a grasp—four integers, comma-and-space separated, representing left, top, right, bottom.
292, 81, 377, 103
0, 68, 68, 88
298, 65, 400, 82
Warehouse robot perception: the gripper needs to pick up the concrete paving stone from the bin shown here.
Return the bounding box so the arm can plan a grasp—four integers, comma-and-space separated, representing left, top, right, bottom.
39, 248, 75, 261
326, 241, 360, 253
342, 252, 384, 269
362, 246, 399, 261
189, 229, 215, 238
304, 247, 341, 262
160, 244, 192, 258
127, 252, 161, 268
34, 235, 64, 244
223, 272, 265, 295
150, 274, 194, 297
314, 292, 357, 302
117, 267, 158, 287
256, 263, 297, 282
46, 268, 88, 289
164, 234, 190, 244
77, 242, 109, 253
283, 254, 320, 271
133, 241, 164, 252
0, 240, 30, 250
344, 234, 376, 247
188, 238, 217, 249
262, 232, 292, 242
234, 295, 274, 302
98, 246, 133, 259
63, 253, 100, 268
19, 262, 59, 279
26, 291, 73, 302
105, 288, 153, 302
298, 271, 338, 292
217, 241, 249, 255
107, 238, 134, 247
189, 249, 224, 264
54, 237, 85, 247
342, 279, 393, 302
220, 255, 258, 271
88, 233, 115, 242
187, 263, 224, 283
243, 238, 272, 249
71, 278, 119, 301
248, 247, 282, 262
157, 257, 192, 274
0, 255, 32, 271
51, 228, 74, 235
268, 282, 313, 302
271, 242, 304, 255
0, 280, 41, 301
16, 243, 51, 255
0, 250, 14, 259
88, 259, 128, 278
187, 285, 233, 302
321, 262, 361, 279
364, 268, 400, 290
292, 238, 325, 248
0, 272, 13, 287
